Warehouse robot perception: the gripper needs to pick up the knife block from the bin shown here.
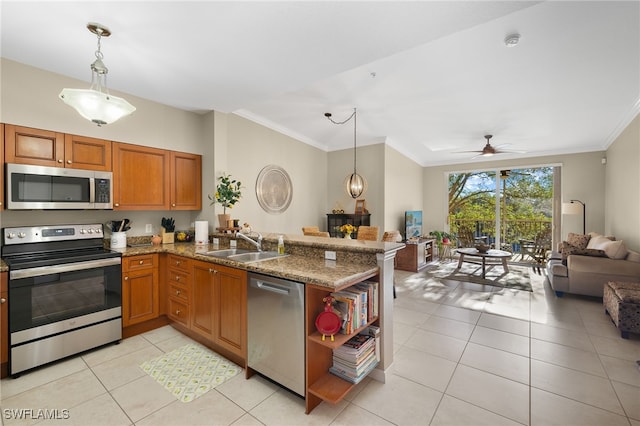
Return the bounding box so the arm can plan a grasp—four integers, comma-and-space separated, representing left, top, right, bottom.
161, 227, 174, 244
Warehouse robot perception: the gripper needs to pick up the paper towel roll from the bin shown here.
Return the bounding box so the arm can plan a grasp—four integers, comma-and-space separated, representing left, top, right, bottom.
195, 221, 209, 245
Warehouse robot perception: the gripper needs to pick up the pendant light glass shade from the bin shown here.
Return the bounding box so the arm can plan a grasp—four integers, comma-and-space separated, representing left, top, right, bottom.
347, 172, 364, 198
59, 88, 135, 126
59, 23, 135, 126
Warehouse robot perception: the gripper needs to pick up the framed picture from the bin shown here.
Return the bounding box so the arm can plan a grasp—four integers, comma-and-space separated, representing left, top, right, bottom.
355, 199, 366, 214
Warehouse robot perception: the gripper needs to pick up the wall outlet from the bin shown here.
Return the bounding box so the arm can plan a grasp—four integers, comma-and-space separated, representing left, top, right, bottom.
324, 251, 336, 260
145, 224, 153, 233
230, 239, 237, 248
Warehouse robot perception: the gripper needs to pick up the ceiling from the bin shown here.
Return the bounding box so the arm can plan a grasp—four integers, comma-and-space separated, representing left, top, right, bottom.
1, 1, 639, 166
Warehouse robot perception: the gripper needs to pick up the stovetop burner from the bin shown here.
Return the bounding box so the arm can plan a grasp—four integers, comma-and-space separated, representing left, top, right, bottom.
2, 223, 121, 269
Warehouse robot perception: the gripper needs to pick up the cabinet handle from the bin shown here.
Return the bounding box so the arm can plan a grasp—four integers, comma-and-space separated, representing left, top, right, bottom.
175, 276, 180, 281
175, 290, 181, 296
67, 160, 72, 164
139, 260, 144, 265
0, 298, 6, 304
209, 268, 217, 274
172, 203, 176, 207
57, 159, 63, 163
175, 310, 181, 316
115, 203, 120, 207
124, 276, 129, 281
175, 260, 181, 265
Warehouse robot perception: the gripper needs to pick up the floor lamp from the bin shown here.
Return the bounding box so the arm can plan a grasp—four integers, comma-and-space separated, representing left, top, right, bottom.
562, 199, 586, 234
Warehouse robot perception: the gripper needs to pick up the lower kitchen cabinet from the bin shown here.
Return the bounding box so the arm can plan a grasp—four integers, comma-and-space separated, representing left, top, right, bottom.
122, 254, 159, 327
192, 260, 247, 359
1, 272, 8, 378
167, 254, 192, 327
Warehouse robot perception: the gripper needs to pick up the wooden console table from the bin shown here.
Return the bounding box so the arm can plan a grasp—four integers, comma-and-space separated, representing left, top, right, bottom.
395, 238, 435, 272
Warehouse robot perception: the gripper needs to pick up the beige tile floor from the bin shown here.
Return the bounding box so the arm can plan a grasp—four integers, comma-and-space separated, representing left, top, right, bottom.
1, 261, 639, 425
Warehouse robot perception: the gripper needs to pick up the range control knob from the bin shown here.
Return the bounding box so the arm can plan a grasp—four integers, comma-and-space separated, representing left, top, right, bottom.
79, 229, 86, 234
6, 232, 16, 239
94, 228, 102, 234
17, 232, 26, 238
87, 229, 94, 234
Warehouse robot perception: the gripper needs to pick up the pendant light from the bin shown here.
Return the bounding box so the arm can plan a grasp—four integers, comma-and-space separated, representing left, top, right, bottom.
325, 108, 364, 198
59, 23, 136, 126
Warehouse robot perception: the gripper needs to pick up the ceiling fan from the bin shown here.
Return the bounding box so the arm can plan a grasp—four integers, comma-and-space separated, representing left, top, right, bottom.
456, 135, 526, 158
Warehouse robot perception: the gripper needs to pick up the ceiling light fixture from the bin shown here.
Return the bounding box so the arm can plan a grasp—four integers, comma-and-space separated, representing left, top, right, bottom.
59, 23, 136, 126
325, 108, 364, 199
504, 33, 521, 47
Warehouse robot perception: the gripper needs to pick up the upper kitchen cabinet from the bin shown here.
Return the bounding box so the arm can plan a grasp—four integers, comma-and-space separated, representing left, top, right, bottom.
4, 124, 111, 170
170, 151, 202, 210
113, 142, 171, 210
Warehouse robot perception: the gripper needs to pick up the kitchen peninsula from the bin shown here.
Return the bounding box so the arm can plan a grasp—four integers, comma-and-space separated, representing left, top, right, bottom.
0, 232, 404, 414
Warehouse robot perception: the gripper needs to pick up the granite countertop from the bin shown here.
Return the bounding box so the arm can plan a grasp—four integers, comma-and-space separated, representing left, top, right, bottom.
1, 234, 404, 289
113, 243, 381, 289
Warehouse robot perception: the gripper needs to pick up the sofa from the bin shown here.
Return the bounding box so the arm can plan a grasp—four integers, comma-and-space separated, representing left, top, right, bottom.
546, 232, 640, 297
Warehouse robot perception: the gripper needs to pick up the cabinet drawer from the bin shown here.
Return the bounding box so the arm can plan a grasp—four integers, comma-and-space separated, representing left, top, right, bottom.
123, 255, 155, 271
168, 268, 190, 286
167, 255, 190, 272
168, 298, 189, 326
168, 283, 190, 303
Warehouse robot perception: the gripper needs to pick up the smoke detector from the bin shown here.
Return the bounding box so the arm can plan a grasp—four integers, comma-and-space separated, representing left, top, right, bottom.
504, 33, 520, 47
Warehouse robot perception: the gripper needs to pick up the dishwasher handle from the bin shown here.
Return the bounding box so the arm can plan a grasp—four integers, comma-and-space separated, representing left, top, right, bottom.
254, 280, 291, 295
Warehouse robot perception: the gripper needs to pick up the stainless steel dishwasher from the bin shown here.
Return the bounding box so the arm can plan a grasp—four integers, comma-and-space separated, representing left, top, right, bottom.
247, 272, 305, 396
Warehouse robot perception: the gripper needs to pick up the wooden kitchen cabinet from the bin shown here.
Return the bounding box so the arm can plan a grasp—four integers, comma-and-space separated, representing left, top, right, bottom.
122, 254, 159, 327
1, 272, 8, 378
191, 260, 247, 359
4, 124, 111, 170
113, 142, 170, 210
170, 151, 202, 210
167, 254, 192, 327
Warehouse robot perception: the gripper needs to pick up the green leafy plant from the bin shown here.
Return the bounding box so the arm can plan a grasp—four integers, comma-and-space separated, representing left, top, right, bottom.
209, 173, 242, 214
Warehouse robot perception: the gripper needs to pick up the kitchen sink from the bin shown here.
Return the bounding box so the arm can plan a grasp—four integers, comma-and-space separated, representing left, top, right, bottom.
202, 248, 252, 258
227, 251, 287, 263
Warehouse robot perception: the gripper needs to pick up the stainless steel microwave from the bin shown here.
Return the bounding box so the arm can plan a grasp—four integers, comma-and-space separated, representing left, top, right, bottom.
6, 163, 113, 210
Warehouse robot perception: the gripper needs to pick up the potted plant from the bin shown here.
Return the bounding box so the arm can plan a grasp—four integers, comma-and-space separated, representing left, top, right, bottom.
209, 173, 242, 228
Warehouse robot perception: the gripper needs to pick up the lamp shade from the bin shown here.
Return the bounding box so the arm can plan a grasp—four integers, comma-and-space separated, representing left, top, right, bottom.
59, 88, 136, 126
562, 202, 582, 215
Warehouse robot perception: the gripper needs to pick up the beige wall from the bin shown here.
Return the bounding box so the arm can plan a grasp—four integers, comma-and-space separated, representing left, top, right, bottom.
212, 113, 328, 234
422, 151, 607, 244
383, 145, 423, 237
605, 113, 640, 250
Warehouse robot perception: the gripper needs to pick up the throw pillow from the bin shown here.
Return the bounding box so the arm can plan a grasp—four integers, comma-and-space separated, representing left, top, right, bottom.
567, 232, 590, 250
587, 235, 613, 250
560, 241, 606, 264
602, 240, 628, 259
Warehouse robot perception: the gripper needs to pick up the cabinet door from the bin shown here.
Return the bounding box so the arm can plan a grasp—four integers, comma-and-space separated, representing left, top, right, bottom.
64, 134, 112, 171
122, 267, 159, 327
192, 262, 215, 340
214, 265, 247, 356
113, 142, 170, 210
170, 151, 202, 210
5, 124, 65, 167
1, 272, 7, 377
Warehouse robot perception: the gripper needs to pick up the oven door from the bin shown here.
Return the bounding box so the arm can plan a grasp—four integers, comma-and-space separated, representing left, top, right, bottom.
9, 258, 122, 336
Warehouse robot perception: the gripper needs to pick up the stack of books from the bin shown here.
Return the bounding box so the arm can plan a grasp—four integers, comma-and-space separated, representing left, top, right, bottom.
331, 281, 379, 335
329, 326, 380, 384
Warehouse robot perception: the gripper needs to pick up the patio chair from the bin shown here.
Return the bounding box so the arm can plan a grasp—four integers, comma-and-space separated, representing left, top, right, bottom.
456, 226, 476, 248
520, 227, 552, 264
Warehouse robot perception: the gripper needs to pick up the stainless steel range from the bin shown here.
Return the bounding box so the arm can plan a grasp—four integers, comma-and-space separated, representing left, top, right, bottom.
2, 223, 122, 376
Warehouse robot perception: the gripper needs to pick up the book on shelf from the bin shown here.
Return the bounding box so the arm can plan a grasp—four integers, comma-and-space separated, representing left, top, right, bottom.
331, 292, 355, 334
343, 286, 367, 327
329, 357, 379, 384
353, 282, 375, 322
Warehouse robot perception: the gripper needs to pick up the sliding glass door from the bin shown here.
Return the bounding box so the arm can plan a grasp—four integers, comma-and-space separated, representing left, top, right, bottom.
448, 166, 554, 260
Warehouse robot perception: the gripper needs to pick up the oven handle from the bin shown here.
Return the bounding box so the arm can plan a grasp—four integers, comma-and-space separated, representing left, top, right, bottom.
9, 257, 121, 280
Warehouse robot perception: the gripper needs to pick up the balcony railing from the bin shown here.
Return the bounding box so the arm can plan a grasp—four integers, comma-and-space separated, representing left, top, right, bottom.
449, 218, 552, 256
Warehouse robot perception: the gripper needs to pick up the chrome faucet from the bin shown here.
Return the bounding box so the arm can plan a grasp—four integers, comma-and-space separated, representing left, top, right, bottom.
236, 232, 263, 251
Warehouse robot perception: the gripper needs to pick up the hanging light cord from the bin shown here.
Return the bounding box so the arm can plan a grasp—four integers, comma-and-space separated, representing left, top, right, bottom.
325, 108, 358, 174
